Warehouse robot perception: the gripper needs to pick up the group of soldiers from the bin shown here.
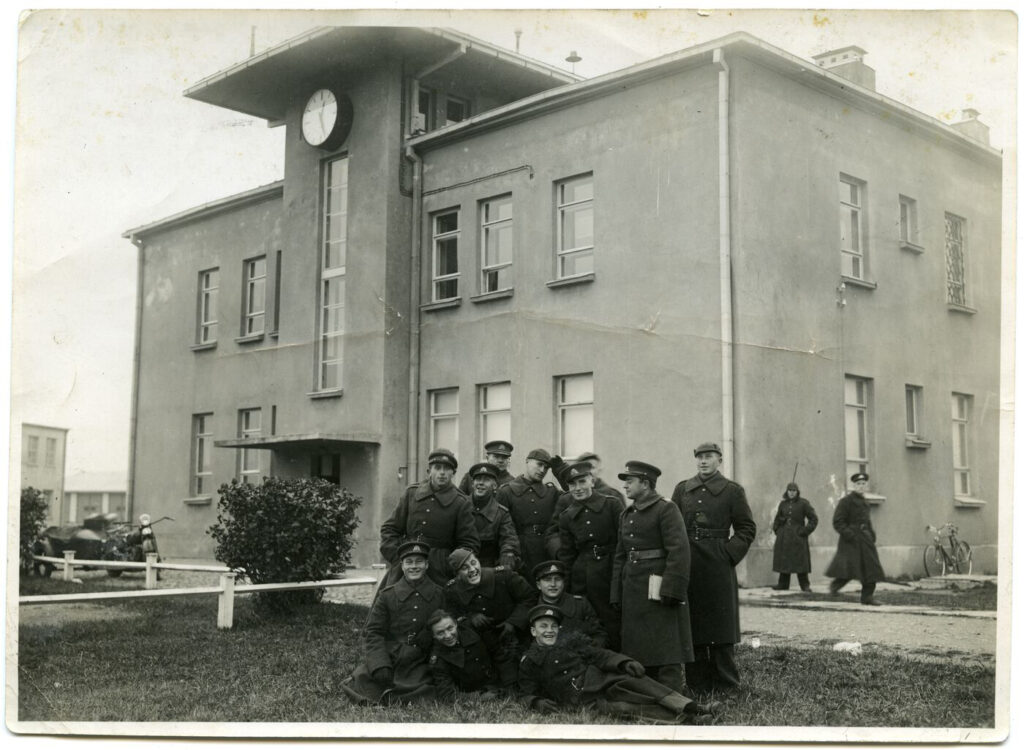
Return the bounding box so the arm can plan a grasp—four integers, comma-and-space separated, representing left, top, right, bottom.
340, 439, 767, 724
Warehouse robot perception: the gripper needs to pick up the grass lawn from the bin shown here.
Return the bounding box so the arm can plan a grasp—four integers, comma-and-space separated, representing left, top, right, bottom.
16, 576, 994, 728
766, 581, 998, 611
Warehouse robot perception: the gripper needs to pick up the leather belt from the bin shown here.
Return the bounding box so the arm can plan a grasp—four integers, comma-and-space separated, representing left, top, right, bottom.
627, 548, 667, 562
688, 528, 729, 541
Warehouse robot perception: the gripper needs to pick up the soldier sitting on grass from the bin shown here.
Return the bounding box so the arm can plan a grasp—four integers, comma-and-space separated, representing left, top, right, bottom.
426, 608, 514, 701
531, 560, 608, 648
517, 605, 719, 725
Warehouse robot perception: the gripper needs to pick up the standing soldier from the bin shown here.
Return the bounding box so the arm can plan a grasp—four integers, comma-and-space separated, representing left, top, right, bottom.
556, 461, 624, 649
610, 460, 693, 696
671, 442, 757, 695
466, 462, 520, 570
771, 482, 818, 591
825, 472, 885, 606
380, 448, 479, 586
575, 452, 626, 505
496, 448, 561, 575
457, 440, 515, 495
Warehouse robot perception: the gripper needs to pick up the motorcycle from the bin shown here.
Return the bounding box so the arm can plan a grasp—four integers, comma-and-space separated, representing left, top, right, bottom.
32, 513, 173, 578
102, 514, 174, 577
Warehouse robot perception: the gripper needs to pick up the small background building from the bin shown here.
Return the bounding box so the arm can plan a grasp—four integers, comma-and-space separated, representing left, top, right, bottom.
20, 423, 69, 525
64, 470, 129, 523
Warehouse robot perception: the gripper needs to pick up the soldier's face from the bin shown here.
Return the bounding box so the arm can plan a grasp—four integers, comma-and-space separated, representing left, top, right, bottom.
525, 459, 548, 482
429, 462, 454, 487
401, 554, 428, 582
456, 554, 482, 586
569, 474, 594, 500
696, 452, 722, 476
431, 617, 459, 647
530, 617, 560, 646
472, 475, 497, 497
622, 476, 644, 500
854, 479, 869, 493
786, 489, 798, 499
487, 453, 510, 472
537, 574, 565, 601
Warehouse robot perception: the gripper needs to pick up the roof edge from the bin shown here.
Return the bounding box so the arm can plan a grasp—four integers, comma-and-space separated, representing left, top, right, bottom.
123, 181, 284, 240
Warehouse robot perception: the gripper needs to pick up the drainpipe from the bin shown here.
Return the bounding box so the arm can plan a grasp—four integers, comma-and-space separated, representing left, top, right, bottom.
126, 235, 146, 522
405, 146, 423, 482
713, 48, 736, 471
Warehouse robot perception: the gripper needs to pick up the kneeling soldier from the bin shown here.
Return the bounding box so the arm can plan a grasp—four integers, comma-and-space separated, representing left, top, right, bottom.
427, 608, 512, 701
517, 605, 718, 725
532, 560, 607, 648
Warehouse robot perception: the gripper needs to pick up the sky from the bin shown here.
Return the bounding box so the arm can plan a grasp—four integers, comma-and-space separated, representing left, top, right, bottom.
4, 6, 1017, 483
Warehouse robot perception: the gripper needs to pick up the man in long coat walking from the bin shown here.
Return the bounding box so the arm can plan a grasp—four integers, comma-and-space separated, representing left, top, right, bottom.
825, 472, 885, 605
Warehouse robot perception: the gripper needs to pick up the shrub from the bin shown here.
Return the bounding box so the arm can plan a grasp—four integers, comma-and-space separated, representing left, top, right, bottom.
20, 487, 49, 572
207, 477, 362, 611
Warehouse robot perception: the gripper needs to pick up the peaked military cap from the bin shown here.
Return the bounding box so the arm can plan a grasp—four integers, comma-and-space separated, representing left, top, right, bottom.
484, 440, 514, 456
850, 472, 870, 483
526, 448, 552, 464
532, 560, 568, 580
617, 460, 662, 482
427, 448, 458, 470
693, 442, 723, 457
397, 541, 431, 560
563, 462, 593, 482
575, 451, 600, 463
469, 462, 500, 479
528, 604, 564, 624
447, 547, 476, 572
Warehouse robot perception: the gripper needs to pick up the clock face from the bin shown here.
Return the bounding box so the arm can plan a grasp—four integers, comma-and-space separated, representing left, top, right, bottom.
302, 88, 339, 147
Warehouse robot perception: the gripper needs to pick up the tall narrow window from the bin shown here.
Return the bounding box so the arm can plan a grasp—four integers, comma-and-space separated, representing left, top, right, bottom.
479, 382, 512, 445
44, 437, 57, 468
556, 174, 594, 278
414, 89, 432, 133
839, 175, 866, 279
25, 435, 39, 466
243, 256, 266, 336
945, 212, 967, 306
238, 408, 262, 483
899, 195, 919, 245
432, 210, 460, 301
197, 268, 219, 344
905, 385, 923, 438
430, 388, 459, 455
481, 195, 513, 293
192, 413, 214, 496
319, 157, 348, 390
271, 250, 282, 335
951, 393, 972, 497
557, 373, 594, 456
844, 376, 871, 478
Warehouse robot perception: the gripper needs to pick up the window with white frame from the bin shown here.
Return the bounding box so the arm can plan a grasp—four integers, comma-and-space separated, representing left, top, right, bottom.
429, 388, 459, 455
951, 393, 972, 496
839, 175, 867, 279
557, 373, 594, 456
192, 413, 214, 496
432, 210, 460, 301
319, 157, 348, 390
479, 382, 511, 445
945, 212, 968, 306
844, 376, 872, 478
238, 408, 262, 483
905, 384, 924, 439
197, 268, 219, 344
25, 435, 39, 466
481, 195, 513, 293
556, 174, 594, 278
243, 256, 266, 336
44, 437, 56, 467
899, 195, 918, 245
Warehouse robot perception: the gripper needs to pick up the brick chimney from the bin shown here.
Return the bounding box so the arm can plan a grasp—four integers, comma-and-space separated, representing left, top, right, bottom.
812, 46, 876, 91
950, 108, 990, 146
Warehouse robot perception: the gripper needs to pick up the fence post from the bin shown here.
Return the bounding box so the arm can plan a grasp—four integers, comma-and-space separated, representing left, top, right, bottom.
62, 550, 75, 581
217, 573, 236, 630
145, 553, 158, 589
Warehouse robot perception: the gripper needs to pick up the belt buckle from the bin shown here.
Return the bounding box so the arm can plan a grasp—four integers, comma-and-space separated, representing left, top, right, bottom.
591, 545, 603, 560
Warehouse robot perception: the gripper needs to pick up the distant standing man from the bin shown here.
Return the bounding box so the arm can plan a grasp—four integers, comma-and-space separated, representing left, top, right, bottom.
496, 448, 561, 576
671, 442, 756, 695
825, 472, 885, 606
457, 440, 515, 495
610, 460, 693, 696
466, 462, 520, 570
771, 482, 818, 591
380, 448, 480, 586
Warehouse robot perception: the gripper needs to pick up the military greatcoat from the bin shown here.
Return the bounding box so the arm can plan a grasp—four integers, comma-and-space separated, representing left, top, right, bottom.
824, 491, 885, 583
610, 488, 694, 665
670, 470, 756, 646
429, 623, 505, 700
534, 591, 608, 648
444, 566, 537, 635
771, 492, 818, 574
496, 476, 561, 575
470, 491, 520, 568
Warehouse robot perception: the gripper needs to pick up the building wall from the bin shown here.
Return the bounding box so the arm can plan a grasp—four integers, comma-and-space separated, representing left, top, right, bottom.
21, 424, 68, 525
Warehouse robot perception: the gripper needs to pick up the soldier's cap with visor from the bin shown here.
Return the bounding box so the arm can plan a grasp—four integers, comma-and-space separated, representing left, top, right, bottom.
427, 448, 458, 470
531, 560, 568, 581
575, 451, 600, 463
528, 604, 564, 624
526, 448, 552, 465
447, 547, 476, 572
693, 442, 723, 457
563, 462, 593, 482
484, 440, 514, 457
397, 541, 431, 561
468, 462, 500, 480
617, 460, 662, 483
850, 472, 870, 483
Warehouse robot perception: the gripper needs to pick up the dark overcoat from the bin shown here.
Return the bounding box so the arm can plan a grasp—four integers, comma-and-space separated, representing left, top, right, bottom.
379, 480, 480, 584
428, 623, 503, 700
610, 489, 694, 665
496, 476, 561, 575
534, 591, 608, 648
670, 471, 757, 646
824, 491, 885, 583
771, 493, 818, 573
470, 492, 520, 568
444, 566, 537, 635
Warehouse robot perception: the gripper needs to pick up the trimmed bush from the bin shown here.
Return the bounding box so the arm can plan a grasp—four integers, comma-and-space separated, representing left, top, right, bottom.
207, 477, 362, 611
20, 487, 49, 573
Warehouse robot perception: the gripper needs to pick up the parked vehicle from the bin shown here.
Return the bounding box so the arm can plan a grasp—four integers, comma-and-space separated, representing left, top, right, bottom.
32, 513, 173, 578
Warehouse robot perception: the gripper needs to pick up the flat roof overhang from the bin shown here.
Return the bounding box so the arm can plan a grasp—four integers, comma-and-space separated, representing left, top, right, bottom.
215, 433, 381, 451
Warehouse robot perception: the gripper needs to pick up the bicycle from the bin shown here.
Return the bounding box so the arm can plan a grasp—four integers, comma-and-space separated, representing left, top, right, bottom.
922, 523, 973, 576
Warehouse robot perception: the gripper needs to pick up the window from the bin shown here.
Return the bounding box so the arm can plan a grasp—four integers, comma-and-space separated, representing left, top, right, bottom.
556, 174, 594, 278
319, 157, 348, 390
951, 393, 972, 496
414, 89, 432, 133
44, 437, 57, 468
271, 250, 282, 335
899, 195, 919, 245
445, 96, 469, 126
479, 382, 511, 445
429, 389, 459, 455
905, 385, 923, 438
192, 413, 214, 496
557, 373, 594, 456
480, 196, 513, 293
238, 408, 262, 483
844, 376, 872, 478
25, 435, 39, 466
839, 175, 867, 279
197, 268, 219, 344
432, 210, 460, 302
945, 213, 967, 306
243, 256, 266, 336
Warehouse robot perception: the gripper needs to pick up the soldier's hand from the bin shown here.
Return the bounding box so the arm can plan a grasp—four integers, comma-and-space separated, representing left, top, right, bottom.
371, 667, 394, 687
499, 621, 516, 639
499, 552, 517, 570
534, 698, 559, 714
622, 660, 646, 677
469, 613, 494, 630
660, 595, 683, 607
